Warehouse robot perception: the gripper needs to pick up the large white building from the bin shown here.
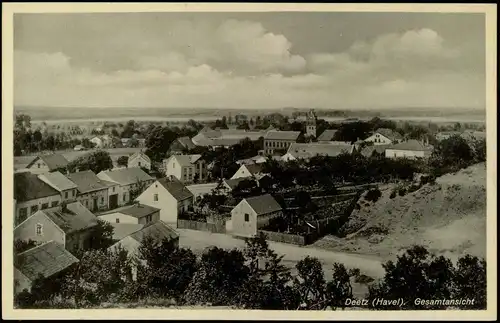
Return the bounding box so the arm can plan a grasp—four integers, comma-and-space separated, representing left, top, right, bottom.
163, 154, 207, 183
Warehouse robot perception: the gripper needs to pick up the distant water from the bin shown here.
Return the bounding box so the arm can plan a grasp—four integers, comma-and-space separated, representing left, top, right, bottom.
32, 116, 220, 124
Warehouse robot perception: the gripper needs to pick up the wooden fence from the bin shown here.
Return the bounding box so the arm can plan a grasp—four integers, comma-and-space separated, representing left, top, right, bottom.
258, 230, 306, 246
177, 219, 226, 234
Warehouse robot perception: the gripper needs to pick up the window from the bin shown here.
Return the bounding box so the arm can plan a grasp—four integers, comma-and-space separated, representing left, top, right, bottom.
173, 162, 175, 168
30, 205, 38, 214
138, 162, 141, 167
146, 215, 153, 223
244, 213, 249, 222
101, 197, 104, 204
73, 189, 76, 196
19, 208, 27, 220
155, 183, 158, 188
65, 191, 68, 199
38, 163, 41, 168
116, 218, 120, 223
36, 223, 43, 236
41, 203, 49, 210
154, 194, 158, 201
85, 200, 88, 207
51, 201, 59, 207
112, 186, 115, 192
123, 193, 127, 202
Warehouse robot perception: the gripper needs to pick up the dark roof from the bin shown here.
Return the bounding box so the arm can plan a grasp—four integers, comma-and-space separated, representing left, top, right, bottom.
158, 178, 194, 201
15, 241, 79, 281
360, 145, 392, 157
264, 130, 301, 141
223, 177, 249, 190
119, 203, 160, 219
26, 154, 69, 171
317, 129, 338, 141
244, 164, 263, 175
176, 136, 196, 150
129, 220, 179, 243
66, 170, 108, 193
38, 171, 78, 191
43, 201, 99, 234
14, 172, 60, 202
99, 167, 154, 185
243, 194, 282, 216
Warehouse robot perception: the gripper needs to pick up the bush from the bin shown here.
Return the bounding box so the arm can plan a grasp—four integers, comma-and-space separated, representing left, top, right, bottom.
365, 188, 382, 202
398, 188, 406, 196
389, 191, 397, 199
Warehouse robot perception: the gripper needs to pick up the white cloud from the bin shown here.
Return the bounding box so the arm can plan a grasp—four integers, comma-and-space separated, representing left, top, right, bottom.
14, 26, 485, 109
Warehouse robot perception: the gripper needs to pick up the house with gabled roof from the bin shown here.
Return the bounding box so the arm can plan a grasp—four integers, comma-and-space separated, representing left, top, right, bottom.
135, 178, 194, 226
26, 154, 70, 175
14, 201, 99, 254
163, 154, 207, 183
264, 130, 301, 155
128, 151, 151, 170
98, 203, 160, 226
231, 163, 267, 180
14, 172, 62, 227
169, 136, 197, 154
108, 220, 179, 280
14, 240, 79, 295
231, 194, 283, 238
97, 167, 154, 206
67, 170, 111, 212
359, 144, 392, 158
385, 140, 433, 159
364, 128, 403, 146
38, 171, 78, 204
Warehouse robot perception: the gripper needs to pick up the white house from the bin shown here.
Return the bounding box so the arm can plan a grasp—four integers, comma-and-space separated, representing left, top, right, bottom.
163, 154, 207, 183
385, 140, 433, 159
231, 194, 283, 238
281, 142, 354, 162
135, 178, 194, 227
97, 167, 154, 206
25, 154, 70, 175
90, 136, 103, 148
128, 151, 151, 170
364, 128, 403, 146
98, 203, 160, 225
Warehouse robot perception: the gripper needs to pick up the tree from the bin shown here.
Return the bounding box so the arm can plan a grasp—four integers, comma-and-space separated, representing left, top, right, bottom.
451, 254, 486, 309
117, 155, 129, 167
293, 256, 327, 310
137, 237, 198, 302
67, 150, 113, 174
184, 247, 249, 306
145, 126, 177, 162
87, 219, 115, 250
325, 263, 354, 310
111, 129, 120, 137
129, 178, 148, 202
472, 139, 486, 162
237, 121, 250, 130
129, 137, 139, 148
368, 245, 454, 310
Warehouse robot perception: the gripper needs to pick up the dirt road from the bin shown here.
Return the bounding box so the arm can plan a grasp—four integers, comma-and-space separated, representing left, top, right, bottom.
177, 229, 385, 279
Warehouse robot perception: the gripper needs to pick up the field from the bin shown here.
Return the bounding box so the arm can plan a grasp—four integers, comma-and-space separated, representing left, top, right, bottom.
14, 147, 143, 170
312, 163, 487, 263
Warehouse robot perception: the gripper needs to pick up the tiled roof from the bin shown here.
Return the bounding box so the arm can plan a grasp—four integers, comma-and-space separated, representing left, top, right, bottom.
317, 129, 338, 141
15, 241, 79, 281
109, 223, 144, 241
374, 128, 403, 141
67, 170, 108, 193
157, 178, 194, 201
242, 194, 282, 216
223, 177, 250, 190
43, 201, 98, 234
128, 151, 151, 164
388, 140, 432, 151
119, 203, 160, 219
38, 171, 77, 192
286, 143, 354, 159
27, 154, 69, 171
129, 220, 179, 243
98, 167, 153, 186
264, 130, 301, 141
14, 172, 60, 202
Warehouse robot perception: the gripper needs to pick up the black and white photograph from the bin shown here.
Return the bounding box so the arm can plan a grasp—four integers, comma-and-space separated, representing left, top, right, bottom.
2, 3, 496, 320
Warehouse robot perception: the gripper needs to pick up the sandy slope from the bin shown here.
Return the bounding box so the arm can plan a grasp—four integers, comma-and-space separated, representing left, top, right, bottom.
313, 163, 487, 262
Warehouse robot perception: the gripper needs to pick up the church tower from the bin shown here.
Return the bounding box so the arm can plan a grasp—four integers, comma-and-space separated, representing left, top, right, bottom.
306, 109, 317, 138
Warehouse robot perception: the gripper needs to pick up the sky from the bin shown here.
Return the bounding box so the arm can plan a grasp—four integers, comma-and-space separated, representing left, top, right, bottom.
13, 12, 486, 110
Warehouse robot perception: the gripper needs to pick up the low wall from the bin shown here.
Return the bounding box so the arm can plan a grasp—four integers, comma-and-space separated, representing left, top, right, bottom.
177, 219, 226, 234
258, 230, 306, 246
